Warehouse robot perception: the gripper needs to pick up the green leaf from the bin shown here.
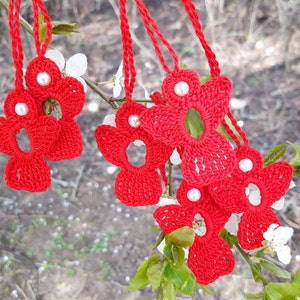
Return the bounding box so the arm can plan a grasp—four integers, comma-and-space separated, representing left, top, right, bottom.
51, 22, 80, 36
185, 108, 204, 139
38, 14, 47, 43
180, 275, 197, 295
293, 268, 300, 284
288, 141, 300, 176
219, 228, 238, 248
260, 258, 291, 280
164, 263, 191, 289
263, 144, 287, 166
167, 226, 195, 247
200, 75, 212, 84
147, 260, 165, 291
246, 292, 265, 299
171, 246, 185, 269
250, 263, 263, 283
162, 280, 176, 300
266, 283, 300, 300
127, 254, 159, 292
152, 230, 165, 250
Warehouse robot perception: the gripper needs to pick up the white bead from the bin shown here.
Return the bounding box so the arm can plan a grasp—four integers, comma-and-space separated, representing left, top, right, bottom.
128, 115, 140, 128
239, 158, 253, 172
187, 188, 201, 202
174, 81, 189, 96
15, 103, 28, 116
36, 72, 51, 86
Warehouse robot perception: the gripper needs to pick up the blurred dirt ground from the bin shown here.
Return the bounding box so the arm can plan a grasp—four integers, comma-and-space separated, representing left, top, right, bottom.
0, 0, 300, 299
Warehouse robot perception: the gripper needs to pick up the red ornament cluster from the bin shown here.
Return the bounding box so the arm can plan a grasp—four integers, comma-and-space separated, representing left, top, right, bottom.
0, 57, 85, 192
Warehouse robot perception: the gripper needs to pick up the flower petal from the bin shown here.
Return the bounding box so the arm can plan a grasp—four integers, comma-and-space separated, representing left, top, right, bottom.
188, 237, 235, 284
271, 197, 285, 210
170, 148, 181, 165
238, 209, 280, 250
115, 169, 162, 206
65, 53, 88, 77
263, 223, 279, 241
273, 226, 294, 245
45, 50, 65, 71
102, 114, 116, 127
276, 245, 292, 264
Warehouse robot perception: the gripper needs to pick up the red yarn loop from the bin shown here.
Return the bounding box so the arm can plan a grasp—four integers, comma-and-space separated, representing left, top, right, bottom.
8, 0, 24, 90
119, 0, 136, 101
180, 0, 221, 77
135, 0, 179, 73
32, 0, 53, 57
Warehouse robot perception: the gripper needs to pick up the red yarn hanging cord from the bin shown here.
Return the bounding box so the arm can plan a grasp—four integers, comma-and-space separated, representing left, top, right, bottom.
119, 0, 136, 101
135, 0, 179, 73
8, 0, 24, 90
222, 110, 249, 147
31, 0, 52, 57
180, 0, 221, 77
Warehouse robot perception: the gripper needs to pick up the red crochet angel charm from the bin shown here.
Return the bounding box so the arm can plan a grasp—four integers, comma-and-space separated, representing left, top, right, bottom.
95, 101, 173, 206
154, 180, 235, 284
209, 146, 293, 250
25, 56, 85, 160
0, 89, 60, 192
140, 69, 236, 186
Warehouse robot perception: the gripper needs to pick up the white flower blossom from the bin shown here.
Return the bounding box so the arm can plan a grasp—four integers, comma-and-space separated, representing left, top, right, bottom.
170, 148, 181, 165
102, 114, 116, 127
272, 180, 296, 210
45, 49, 88, 92
263, 223, 294, 264
113, 60, 124, 98
157, 196, 179, 207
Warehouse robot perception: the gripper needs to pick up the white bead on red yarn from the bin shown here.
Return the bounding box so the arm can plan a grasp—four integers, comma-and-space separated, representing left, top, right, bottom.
239, 158, 253, 172
174, 81, 189, 96
36, 72, 51, 86
128, 115, 140, 128
187, 188, 201, 202
15, 103, 28, 116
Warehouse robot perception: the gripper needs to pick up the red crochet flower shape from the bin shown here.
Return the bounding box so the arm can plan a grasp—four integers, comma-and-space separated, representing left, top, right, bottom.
25, 56, 85, 160
154, 180, 234, 284
140, 69, 236, 186
0, 89, 60, 192
95, 101, 173, 206
209, 146, 293, 250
